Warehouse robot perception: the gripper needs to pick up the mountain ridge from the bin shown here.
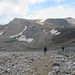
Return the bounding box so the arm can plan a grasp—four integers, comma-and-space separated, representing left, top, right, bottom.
0, 17, 75, 51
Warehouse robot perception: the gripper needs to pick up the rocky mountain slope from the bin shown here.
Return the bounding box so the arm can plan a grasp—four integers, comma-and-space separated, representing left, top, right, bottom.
65, 17, 75, 27
0, 17, 75, 51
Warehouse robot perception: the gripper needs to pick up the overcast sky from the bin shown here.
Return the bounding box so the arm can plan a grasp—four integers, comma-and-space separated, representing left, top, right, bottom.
0, 0, 75, 24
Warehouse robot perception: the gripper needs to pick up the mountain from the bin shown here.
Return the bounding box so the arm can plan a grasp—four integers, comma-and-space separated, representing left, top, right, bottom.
45, 18, 70, 27
65, 17, 75, 27
0, 18, 75, 51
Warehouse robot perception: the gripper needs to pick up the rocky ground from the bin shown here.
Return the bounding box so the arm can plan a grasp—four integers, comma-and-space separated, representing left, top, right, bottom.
0, 51, 52, 75
0, 50, 75, 75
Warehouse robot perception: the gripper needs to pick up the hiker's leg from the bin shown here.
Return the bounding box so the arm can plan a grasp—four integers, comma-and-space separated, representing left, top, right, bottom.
44, 52, 46, 55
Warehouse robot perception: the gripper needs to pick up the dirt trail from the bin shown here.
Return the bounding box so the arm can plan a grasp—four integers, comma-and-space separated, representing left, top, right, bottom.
31, 52, 53, 75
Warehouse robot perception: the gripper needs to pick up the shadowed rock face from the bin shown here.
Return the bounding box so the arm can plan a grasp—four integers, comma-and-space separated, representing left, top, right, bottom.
45, 18, 70, 27
0, 18, 75, 51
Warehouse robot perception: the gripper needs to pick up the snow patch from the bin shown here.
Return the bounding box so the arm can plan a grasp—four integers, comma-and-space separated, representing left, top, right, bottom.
22, 26, 27, 32
0, 32, 3, 35
50, 29, 57, 35
10, 26, 27, 38
50, 29, 61, 35
55, 32, 61, 35
17, 35, 33, 43
10, 32, 22, 38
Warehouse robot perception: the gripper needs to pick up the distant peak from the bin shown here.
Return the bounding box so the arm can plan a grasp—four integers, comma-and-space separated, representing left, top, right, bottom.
65, 17, 73, 19
12, 18, 22, 21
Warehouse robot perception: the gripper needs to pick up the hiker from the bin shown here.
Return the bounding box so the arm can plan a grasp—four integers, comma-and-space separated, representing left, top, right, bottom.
44, 47, 47, 55
62, 47, 64, 52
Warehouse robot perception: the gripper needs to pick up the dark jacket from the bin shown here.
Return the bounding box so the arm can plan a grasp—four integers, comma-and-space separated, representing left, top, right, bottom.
44, 47, 47, 52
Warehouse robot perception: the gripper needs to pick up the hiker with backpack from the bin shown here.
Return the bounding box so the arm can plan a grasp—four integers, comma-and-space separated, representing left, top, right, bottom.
44, 47, 48, 55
